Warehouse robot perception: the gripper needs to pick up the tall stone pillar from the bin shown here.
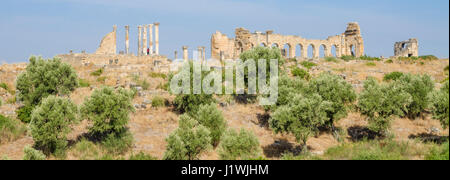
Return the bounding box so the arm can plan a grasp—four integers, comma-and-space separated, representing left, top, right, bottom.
149, 24, 154, 55
154, 22, 160, 55
138, 25, 142, 56
143, 25, 148, 55
174, 51, 178, 60
197, 46, 203, 61
125, 25, 130, 54
202, 46, 206, 63
182, 46, 188, 62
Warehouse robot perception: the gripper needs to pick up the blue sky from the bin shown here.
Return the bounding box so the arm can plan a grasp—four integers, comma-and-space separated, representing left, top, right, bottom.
0, 0, 448, 63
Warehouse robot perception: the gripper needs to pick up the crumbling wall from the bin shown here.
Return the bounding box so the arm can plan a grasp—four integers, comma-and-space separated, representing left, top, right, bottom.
394, 38, 419, 57
211, 22, 365, 60
95, 26, 117, 55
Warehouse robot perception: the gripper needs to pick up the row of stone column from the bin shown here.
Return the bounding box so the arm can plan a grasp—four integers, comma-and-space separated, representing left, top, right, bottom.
124, 23, 160, 56
178, 46, 206, 62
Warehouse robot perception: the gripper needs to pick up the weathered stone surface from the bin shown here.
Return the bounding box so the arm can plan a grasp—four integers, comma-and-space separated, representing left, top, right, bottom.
211, 22, 365, 60
394, 38, 419, 57
95, 25, 117, 55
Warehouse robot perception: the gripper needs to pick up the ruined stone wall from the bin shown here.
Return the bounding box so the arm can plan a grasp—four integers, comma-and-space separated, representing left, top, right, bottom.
211, 22, 365, 60
394, 38, 419, 57
95, 26, 117, 55
56, 53, 171, 73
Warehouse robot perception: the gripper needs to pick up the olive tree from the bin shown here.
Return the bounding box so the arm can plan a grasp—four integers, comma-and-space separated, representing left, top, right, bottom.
358, 78, 412, 134
270, 94, 332, 151
16, 56, 78, 123
194, 103, 226, 146
163, 115, 211, 160
81, 87, 135, 138
431, 80, 449, 129
218, 128, 261, 160
307, 73, 356, 129
30, 95, 78, 156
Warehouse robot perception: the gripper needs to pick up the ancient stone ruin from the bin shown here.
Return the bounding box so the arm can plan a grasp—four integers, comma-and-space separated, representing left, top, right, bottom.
57, 23, 170, 72
394, 38, 419, 57
211, 22, 365, 60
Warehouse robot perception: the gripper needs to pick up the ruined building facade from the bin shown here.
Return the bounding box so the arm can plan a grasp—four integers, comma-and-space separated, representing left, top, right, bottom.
211, 22, 364, 60
394, 38, 419, 57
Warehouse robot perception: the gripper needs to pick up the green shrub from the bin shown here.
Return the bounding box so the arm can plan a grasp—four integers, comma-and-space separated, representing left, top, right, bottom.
444, 65, 449, 72
323, 139, 420, 160
78, 79, 90, 88
16, 56, 78, 107
90, 68, 104, 76
96, 76, 107, 83
266, 75, 307, 111
365, 62, 376, 66
291, 67, 310, 80
425, 141, 449, 160
101, 130, 134, 155
81, 87, 135, 137
307, 73, 356, 129
151, 96, 166, 108
300, 61, 317, 69
218, 128, 261, 160
173, 94, 215, 115
397, 73, 434, 118
0, 114, 26, 144
72, 138, 100, 160
359, 55, 381, 61
129, 152, 157, 160
358, 78, 412, 134
270, 94, 331, 150
0, 82, 11, 93
194, 103, 226, 146
340, 55, 355, 61
149, 72, 167, 79
324, 57, 338, 62
430, 81, 449, 129
163, 115, 211, 160
418, 55, 438, 61
15, 56, 78, 123
385, 59, 393, 63
16, 104, 33, 123
23, 146, 46, 160
30, 96, 78, 156
383, 72, 404, 82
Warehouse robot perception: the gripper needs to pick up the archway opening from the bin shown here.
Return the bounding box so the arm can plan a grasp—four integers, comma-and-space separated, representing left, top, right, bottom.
307, 44, 315, 59
272, 43, 279, 48
260, 43, 267, 47
296, 44, 303, 58
319, 44, 327, 58
283, 44, 291, 58
331, 45, 337, 57
350, 44, 355, 56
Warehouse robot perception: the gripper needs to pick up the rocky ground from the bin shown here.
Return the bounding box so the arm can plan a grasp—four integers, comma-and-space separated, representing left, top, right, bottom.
0, 58, 448, 160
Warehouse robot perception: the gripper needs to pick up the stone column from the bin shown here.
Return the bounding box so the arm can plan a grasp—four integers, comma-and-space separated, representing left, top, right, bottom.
154, 22, 160, 55
125, 25, 130, 54
197, 46, 203, 61
149, 24, 154, 55
143, 25, 148, 55
266, 30, 273, 46
174, 50, 178, 60
202, 46, 206, 63
182, 46, 188, 62
138, 25, 142, 56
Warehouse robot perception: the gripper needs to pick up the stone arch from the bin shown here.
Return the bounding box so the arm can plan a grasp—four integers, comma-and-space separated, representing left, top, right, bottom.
350, 44, 356, 56
307, 44, 316, 59
271, 43, 280, 48
295, 44, 304, 59
283, 43, 293, 58
319, 44, 328, 57
331, 44, 338, 57
260, 42, 267, 47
